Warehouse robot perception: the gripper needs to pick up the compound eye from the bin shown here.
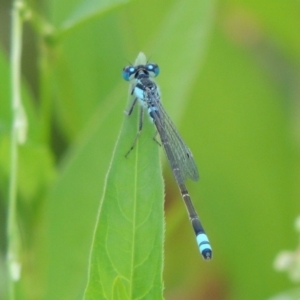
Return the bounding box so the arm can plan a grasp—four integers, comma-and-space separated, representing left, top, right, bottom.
146, 63, 160, 77
122, 66, 136, 81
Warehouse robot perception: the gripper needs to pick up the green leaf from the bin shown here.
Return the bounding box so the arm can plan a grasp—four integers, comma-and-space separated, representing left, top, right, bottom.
147, 0, 215, 119
54, 0, 134, 37
84, 53, 164, 300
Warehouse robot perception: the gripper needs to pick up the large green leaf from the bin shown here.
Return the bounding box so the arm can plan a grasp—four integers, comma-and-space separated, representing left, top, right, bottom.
84, 53, 164, 300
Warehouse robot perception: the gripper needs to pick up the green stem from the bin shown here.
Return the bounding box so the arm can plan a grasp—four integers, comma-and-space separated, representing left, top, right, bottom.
7, 0, 28, 297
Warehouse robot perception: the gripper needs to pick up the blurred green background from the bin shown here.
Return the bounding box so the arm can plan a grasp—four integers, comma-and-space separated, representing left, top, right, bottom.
1, 0, 300, 299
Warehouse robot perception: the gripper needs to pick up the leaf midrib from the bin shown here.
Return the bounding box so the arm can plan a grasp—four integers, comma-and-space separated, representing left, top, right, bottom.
129, 116, 140, 299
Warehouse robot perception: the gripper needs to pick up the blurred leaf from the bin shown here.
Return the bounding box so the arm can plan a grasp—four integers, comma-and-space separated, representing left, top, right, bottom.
59, 0, 133, 37
148, 0, 216, 119
51, 18, 124, 140
18, 143, 56, 204
0, 135, 55, 203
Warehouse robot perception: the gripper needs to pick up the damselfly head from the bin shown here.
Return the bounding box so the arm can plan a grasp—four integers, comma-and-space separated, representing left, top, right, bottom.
122, 63, 160, 81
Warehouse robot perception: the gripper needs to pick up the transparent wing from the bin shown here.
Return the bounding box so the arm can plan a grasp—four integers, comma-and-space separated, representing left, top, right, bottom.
151, 95, 199, 182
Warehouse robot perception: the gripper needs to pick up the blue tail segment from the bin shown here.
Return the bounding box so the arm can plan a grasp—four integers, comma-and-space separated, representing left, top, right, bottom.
196, 233, 212, 260
192, 217, 212, 260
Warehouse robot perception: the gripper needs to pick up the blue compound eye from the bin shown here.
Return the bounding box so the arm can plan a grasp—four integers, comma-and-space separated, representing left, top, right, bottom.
146, 63, 160, 77
122, 66, 136, 81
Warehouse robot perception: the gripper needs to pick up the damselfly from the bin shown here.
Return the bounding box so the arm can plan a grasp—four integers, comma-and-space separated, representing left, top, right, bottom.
122, 54, 212, 260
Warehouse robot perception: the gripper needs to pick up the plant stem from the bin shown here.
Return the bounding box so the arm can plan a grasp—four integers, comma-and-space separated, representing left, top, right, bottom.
7, 0, 28, 297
